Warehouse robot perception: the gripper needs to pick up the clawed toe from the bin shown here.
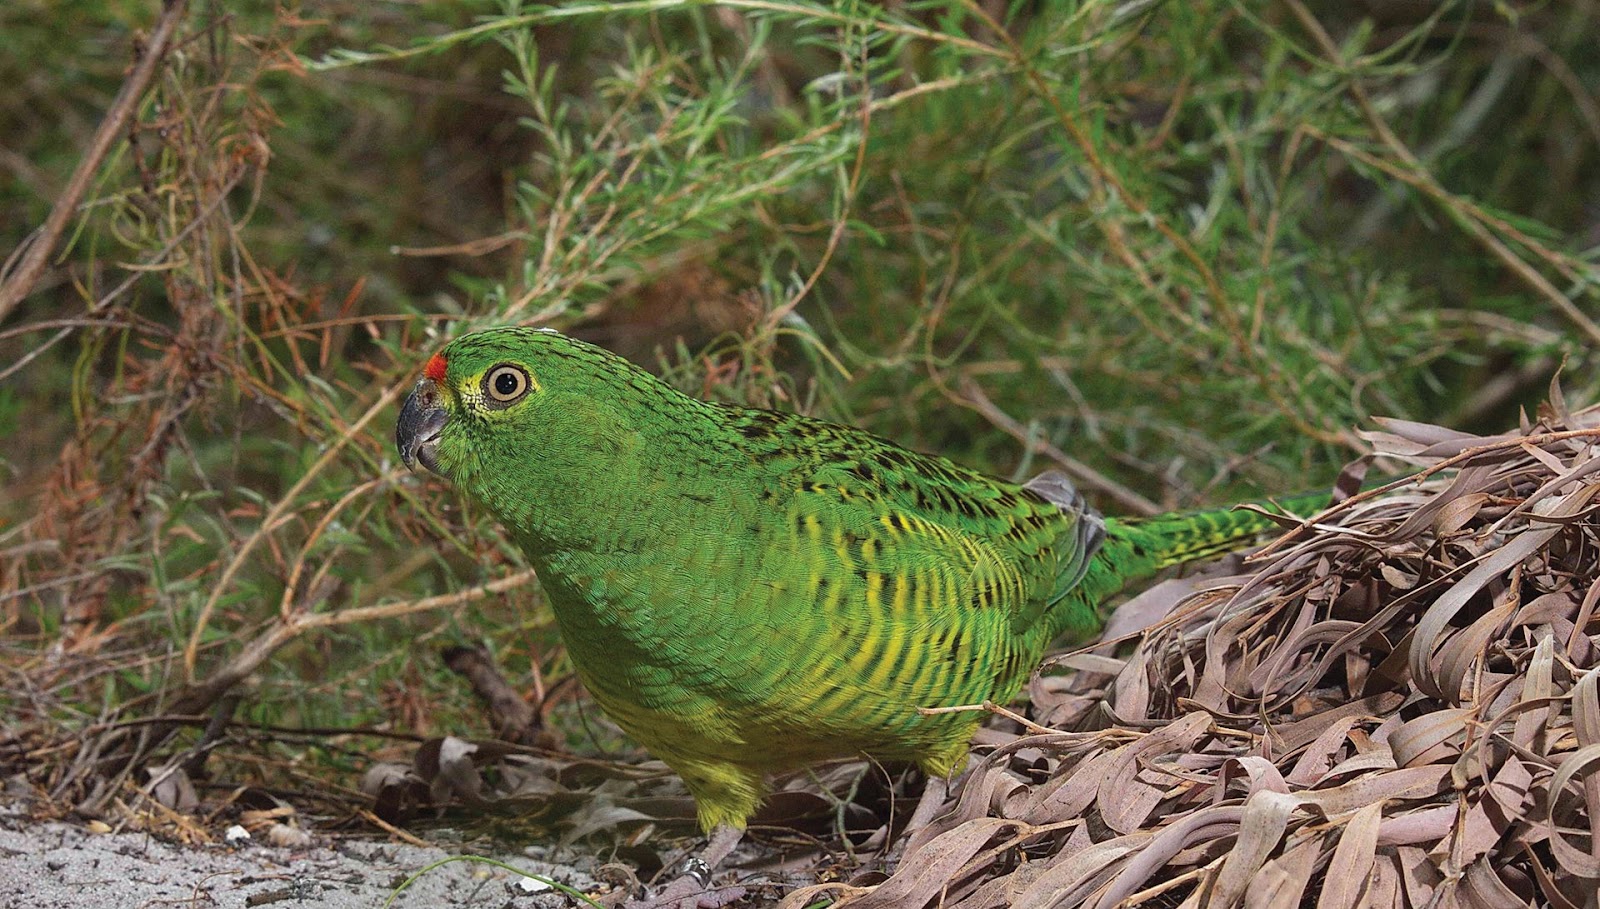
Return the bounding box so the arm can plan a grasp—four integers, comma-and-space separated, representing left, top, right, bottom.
623, 872, 747, 909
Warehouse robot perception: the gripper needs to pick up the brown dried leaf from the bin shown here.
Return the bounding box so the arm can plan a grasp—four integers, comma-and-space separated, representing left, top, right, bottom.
1012, 832, 1152, 909
1546, 744, 1600, 878
1407, 508, 1574, 699
1317, 801, 1381, 909
850, 820, 1020, 909
1388, 708, 1469, 768
1246, 836, 1321, 909
1096, 712, 1210, 834
1093, 805, 1245, 909
147, 765, 199, 813
1284, 716, 1359, 786
1208, 794, 1295, 907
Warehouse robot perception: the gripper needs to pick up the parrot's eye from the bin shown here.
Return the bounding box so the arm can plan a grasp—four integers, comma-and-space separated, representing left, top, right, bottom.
483, 364, 531, 406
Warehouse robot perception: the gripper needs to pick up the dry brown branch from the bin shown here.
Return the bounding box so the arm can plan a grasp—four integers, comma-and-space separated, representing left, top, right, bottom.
182, 383, 405, 677
75, 568, 546, 791
0, 0, 190, 323
955, 375, 1161, 515
442, 645, 546, 746
178, 567, 542, 716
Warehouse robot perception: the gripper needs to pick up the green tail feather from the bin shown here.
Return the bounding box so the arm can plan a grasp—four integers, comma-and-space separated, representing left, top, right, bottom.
1111, 489, 1331, 570
1049, 490, 1329, 641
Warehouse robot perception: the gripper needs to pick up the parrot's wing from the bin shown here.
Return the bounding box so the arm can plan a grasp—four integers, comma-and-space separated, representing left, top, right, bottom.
778, 478, 1040, 706
772, 454, 1101, 706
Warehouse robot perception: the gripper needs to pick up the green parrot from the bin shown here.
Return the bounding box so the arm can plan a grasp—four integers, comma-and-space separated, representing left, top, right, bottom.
396, 327, 1319, 840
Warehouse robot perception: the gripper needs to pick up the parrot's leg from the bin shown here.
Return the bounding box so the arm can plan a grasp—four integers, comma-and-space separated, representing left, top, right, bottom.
624, 825, 745, 909
625, 757, 761, 909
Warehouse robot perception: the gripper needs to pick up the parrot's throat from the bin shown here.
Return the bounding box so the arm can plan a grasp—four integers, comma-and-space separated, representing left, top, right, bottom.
477, 476, 633, 558
467, 421, 673, 560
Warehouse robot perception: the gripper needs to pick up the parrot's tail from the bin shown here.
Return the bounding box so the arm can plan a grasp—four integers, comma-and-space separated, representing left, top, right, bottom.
1109, 488, 1330, 571
1051, 488, 1331, 633
1027, 476, 1330, 642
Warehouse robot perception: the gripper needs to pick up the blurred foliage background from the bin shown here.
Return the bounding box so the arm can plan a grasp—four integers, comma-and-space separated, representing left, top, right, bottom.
3, 0, 1599, 823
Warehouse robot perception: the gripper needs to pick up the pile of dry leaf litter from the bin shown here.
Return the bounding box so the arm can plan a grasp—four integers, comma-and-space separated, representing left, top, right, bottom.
793, 397, 1600, 909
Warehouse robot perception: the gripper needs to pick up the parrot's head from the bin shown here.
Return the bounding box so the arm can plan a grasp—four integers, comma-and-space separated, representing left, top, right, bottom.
396, 327, 680, 535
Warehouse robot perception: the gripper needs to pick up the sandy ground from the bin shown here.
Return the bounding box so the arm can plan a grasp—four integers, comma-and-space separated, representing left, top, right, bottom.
0, 808, 605, 909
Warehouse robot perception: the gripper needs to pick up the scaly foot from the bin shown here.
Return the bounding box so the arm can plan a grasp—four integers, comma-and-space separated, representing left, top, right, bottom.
623, 825, 746, 909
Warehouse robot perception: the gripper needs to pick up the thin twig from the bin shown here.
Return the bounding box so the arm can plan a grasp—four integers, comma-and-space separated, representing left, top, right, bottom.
956, 375, 1160, 515
0, 0, 191, 323
182, 383, 405, 677
1284, 0, 1600, 348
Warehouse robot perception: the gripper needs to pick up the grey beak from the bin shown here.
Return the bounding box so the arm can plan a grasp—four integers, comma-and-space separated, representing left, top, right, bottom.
397, 380, 449, 474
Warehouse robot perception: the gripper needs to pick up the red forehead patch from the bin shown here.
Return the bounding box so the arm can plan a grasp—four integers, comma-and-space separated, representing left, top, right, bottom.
424, 352, 448, 383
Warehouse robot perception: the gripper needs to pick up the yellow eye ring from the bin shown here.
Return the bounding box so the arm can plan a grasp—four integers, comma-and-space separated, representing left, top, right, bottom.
483, 364, 531, 405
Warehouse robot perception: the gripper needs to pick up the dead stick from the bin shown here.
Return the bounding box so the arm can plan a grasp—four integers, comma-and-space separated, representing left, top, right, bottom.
0, 0, 190, 322
442, 645, 545, 746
